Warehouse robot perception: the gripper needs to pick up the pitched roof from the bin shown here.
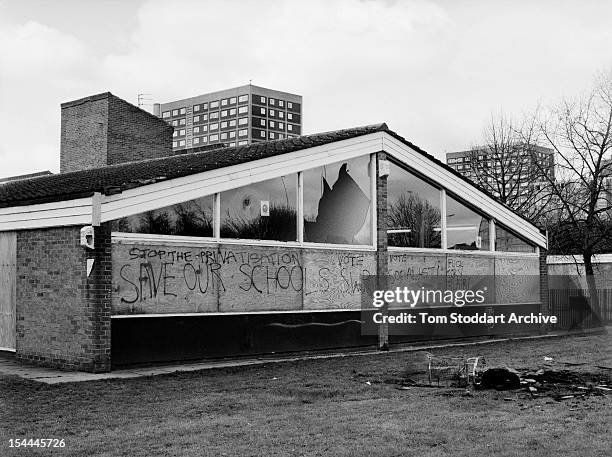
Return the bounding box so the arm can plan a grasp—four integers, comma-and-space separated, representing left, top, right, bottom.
0, 170, 53, 184
0, 123, 543, 232
0, 124, 388, 208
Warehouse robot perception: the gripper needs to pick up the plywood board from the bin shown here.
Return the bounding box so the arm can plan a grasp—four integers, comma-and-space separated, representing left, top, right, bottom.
112, 242, 220, 314
303, 249, 375, 310
387, 253, 446, 308
113, 241, 376, 314
446, 254, 494, 276
217, 245, 303, 312
495, 256, 539, 276
444, 254, 495, 306
495, 256, 540, 304
0, 232, 16, 350
388, 252, 446, 278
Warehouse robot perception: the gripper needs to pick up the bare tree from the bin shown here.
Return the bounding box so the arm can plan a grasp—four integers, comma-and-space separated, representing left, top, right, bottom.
535, 71, 612, 314
387, 193, 441, 248
467, 113, 553, 221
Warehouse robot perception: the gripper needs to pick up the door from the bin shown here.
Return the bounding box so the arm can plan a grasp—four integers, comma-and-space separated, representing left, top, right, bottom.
0, 232, 16, 351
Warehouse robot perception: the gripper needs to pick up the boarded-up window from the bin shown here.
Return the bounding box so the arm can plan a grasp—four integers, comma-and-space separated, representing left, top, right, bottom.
0, 232, 16, 351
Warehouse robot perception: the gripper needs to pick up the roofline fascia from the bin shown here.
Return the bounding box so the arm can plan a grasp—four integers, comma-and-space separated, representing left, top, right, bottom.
98, 132, 386, 222
380, 132, 546, 248
0, 196, 95, 231
0, 128, 546, 248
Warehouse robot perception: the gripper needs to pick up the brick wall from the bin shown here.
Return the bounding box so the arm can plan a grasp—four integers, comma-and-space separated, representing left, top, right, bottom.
539, 247, 549, 333
60, 94, 109, 173
376, 152, 389, 349
60, 92, 174, 173
15, 224, 112, 372
107, 95, 173, 165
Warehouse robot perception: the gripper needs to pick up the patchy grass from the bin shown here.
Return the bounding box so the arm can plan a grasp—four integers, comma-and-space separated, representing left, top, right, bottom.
1, 332, 611, 457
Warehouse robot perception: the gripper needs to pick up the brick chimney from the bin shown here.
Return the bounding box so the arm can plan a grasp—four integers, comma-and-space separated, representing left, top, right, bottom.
60, 92, 174, 173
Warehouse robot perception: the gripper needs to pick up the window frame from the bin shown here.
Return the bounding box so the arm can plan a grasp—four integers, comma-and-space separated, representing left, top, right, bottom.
110, 154, 538, 255
385, 158, 538, 256
110, 154, 378, 251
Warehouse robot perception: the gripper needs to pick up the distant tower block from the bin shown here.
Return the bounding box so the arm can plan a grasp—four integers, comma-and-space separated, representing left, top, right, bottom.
155, 84, 302, 152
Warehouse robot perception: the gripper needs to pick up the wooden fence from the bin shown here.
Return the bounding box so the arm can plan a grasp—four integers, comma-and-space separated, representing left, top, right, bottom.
548, 287, 612, 330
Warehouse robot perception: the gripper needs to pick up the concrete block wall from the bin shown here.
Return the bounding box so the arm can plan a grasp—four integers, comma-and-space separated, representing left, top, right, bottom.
60, 92, 174, 173
15, 224, 112, 372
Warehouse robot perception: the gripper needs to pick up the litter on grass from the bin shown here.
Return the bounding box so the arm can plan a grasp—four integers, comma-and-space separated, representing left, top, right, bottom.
393, 351, 612, 401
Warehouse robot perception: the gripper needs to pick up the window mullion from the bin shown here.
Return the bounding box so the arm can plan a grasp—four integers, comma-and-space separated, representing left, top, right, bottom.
440, 188, 447, 249
297, 172, 304, 243
214, 192, 221, 239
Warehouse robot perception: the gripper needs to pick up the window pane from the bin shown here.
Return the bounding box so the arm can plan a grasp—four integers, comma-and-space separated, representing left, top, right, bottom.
495, 225, 536, 253
303, 156, 372, 245
220, 174, 297, 241
446, 195, 489, 250
387, 162, 441, 248
110, 196, 213, 237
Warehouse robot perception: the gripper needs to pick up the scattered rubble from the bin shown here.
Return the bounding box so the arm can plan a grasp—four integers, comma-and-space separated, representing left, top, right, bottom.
391, 351, 612, 402
480, 367, 521, 390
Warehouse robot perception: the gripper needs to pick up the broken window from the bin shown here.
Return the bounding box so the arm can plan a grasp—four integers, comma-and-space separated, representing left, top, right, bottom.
303, 156, 372, 245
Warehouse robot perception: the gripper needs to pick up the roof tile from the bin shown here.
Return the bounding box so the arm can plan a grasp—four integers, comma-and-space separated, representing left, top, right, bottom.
0, 122, 543, 230
0, 124, 387, 208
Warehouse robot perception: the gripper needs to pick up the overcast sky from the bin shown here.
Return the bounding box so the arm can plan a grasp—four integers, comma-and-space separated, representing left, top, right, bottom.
1, 0, 611, 178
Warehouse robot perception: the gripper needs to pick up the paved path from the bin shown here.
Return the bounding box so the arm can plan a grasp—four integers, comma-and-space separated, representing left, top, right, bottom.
0, 328, 606, 385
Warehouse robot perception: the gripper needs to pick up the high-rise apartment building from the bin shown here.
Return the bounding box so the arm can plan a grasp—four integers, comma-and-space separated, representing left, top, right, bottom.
597, 158, 612, 212
446, 144, 555, 204
153, 84, 302, 152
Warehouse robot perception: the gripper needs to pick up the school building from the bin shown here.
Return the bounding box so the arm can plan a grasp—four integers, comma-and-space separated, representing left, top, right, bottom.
0, 93, 547, 372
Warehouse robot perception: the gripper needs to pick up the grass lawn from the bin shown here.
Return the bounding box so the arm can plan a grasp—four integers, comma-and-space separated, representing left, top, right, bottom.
1, 331, 611, 457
